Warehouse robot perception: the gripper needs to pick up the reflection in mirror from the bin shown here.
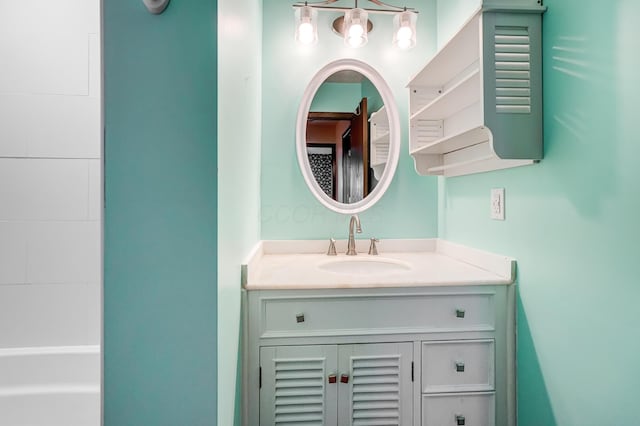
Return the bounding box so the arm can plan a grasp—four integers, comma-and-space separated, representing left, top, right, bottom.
296, 59, 400, 215
305, 71, 389, 204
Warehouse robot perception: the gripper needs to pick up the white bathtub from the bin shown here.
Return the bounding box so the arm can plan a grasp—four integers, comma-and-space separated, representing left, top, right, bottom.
0, 345, 100, 426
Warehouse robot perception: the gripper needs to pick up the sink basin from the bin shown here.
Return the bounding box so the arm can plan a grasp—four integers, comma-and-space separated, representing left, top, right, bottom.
318, 257, 412, 275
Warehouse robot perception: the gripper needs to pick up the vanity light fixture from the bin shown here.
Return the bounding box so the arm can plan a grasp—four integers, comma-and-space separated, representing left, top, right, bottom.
293, 0, 418, 49
392, 10, 417, 49
295, 5, 319, 45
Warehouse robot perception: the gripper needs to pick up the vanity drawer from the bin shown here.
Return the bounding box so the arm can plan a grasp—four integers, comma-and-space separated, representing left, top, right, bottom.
258, 292, 495, 338
422, 392, 495, 426
421, 340, 494, 393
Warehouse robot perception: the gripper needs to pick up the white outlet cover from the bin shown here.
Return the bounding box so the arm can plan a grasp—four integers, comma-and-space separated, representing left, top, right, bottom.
491, 188, 505, 220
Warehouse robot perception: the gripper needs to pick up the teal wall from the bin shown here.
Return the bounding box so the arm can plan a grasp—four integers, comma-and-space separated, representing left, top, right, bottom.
310, 82, 362, 112
362, 79, 384, 113
439, 0, 640, 424
436, 0, 480, 44
218, 0, 262, 425
261, 0, 439, 240
309, 79, 384, 116
103, 1, 218, 424
310, 80, 383, 117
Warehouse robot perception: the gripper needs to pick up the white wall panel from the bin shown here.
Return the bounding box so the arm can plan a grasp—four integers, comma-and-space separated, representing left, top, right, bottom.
0, 159, 89, 221
0, 95, 100, 158
0, 112, 27, 156
0, 33, 89, 96
0, 284, 90, 348
0, 222, 27, 285
86, 283, 100, 344
88, 160, 101, 221
0, 0, 99, 35
89, 33, 100, 98
0, 0, 100, 355
26, 221, 100, 285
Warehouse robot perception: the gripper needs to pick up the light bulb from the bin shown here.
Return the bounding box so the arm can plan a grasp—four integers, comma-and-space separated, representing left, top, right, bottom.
295, 6, 317, 45
349, 22, 364, 38
396, 38, 412, 49
347, 35, 365, 48
396, 25, 413, 41
392, 11, 417, 50
343, 8, 368, 48
298, 22, 315, 45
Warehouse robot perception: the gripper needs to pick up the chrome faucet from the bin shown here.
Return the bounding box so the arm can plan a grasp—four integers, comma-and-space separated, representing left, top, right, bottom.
346, 214, 362, 255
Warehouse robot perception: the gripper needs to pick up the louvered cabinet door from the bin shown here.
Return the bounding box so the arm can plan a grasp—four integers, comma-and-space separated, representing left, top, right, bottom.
260, 345, 338, 426
482, 11, 543, 160
337, 343, 414, 426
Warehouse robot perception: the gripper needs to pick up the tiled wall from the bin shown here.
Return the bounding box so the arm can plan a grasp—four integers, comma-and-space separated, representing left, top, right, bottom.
0, 0, 101, 348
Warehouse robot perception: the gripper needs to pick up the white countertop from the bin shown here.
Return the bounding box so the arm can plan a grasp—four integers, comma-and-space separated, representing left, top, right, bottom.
243, 239, 515, 290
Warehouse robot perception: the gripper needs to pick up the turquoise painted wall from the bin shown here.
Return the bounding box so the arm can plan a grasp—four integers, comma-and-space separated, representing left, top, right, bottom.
103, 1, 218, 424
309, 80, 384, 116
439, 0, 640, 424
362, 79, 384, 113
436, 0, 480, 45
261, 0, 439, 240
218, 0, 262, 425
310, 82, 362, 112
310, 80, 383, 117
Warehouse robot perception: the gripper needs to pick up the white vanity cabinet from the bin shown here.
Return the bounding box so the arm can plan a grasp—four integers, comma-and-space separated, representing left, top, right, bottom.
243, 285, 515, 426
407, 6, 545, 177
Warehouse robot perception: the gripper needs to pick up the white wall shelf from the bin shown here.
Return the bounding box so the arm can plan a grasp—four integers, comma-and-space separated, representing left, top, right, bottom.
407, 5, 545, 177
369, 106, 389, 179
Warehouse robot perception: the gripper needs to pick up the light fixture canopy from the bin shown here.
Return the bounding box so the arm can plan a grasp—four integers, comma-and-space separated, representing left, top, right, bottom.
293, 1, 418, 49
295, 5, 318, 45
393, 10, 417, 50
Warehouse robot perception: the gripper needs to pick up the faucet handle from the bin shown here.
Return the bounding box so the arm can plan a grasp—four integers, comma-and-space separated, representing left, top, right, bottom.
368, 238, 379, 255
327, 238, 337, 256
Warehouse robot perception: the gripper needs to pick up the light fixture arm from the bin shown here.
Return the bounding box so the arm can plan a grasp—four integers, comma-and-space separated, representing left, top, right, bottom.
293, 0, 417, 15
368, 0, 409, 12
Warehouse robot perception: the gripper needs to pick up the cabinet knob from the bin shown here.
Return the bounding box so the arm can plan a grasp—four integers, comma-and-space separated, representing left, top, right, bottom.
295, 313, 305, 323
455, 414, 466, 425
328, 374, 337, 384
455, 308, 465, 318
340, 374, 349, 384
455, 361, 465, 372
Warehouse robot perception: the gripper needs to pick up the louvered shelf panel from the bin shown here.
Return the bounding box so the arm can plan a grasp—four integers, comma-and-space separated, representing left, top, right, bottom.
410, 126, 489, 156
369, 106, 389, 166
407, 6, 545, 177
369, 106, 390, 180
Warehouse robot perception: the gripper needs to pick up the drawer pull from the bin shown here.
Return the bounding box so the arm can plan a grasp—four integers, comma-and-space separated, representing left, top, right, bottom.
455, 414, 466, 425
328, 374, 337, 384
295, 313, 305, 323
455, 308, 466, 318
340, 374, 349, 384
455, 361, 465, 372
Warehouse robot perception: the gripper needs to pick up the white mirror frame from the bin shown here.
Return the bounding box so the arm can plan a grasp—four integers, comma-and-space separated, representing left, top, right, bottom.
296, 59, 401, 215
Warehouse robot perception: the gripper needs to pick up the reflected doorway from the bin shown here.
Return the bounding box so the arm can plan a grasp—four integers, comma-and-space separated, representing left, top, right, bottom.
307, 97, 376, 204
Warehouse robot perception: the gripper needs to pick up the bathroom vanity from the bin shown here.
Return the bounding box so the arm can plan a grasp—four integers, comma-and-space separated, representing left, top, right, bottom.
242, 239, 516, 426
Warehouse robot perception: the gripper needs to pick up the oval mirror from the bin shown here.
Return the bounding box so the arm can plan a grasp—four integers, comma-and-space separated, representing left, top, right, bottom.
296, 59, 400, 214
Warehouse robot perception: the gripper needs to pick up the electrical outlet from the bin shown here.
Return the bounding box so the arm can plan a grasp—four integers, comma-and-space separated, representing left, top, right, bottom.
491, 188, 505, 220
